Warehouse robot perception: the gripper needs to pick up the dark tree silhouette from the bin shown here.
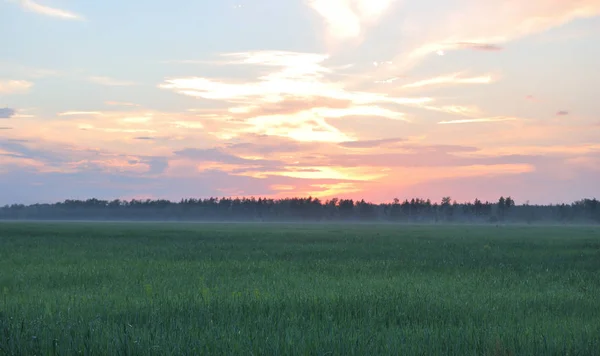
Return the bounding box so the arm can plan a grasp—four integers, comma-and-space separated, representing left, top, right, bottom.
0, 196, 598, 224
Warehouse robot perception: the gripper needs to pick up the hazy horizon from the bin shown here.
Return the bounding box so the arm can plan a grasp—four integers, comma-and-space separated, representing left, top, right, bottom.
1, 0, 599, 205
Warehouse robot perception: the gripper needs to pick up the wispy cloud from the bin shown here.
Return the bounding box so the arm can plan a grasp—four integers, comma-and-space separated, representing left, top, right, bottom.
243, 112, 352, 143
227, 96, 352, 117
0, 108, 16, 119
17, 0, 84, 20
402, 72, 495, 89
339, 137, 403, 148
88, 76, 136, 86
160, 51, 432, 107
159, 50, 431, 143
374, 76, 403, 84
556, 110, 570, 116
58, 111, 103, 117
373, 0, 600, 73
438, 117, 519, 125
221, 51, 331, 69
0, 80, 33, 94
423, 105, 483, 117
314, 106, 407, 121
307, 0, 399, 42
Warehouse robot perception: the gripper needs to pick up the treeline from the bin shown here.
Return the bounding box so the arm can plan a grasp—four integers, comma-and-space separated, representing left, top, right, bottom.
1, 196, 599, 224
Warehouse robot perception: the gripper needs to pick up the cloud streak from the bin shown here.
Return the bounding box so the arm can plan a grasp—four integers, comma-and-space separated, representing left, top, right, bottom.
402, 73, 495, 89
58, 111, 103, 117
372, 0, 600, 74
18, 0, 84, 20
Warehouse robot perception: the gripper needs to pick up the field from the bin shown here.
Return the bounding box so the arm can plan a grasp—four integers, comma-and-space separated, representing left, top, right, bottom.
1, 222, 600, 355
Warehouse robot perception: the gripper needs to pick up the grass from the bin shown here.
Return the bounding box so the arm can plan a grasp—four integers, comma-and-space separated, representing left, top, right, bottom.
1, 222, 599, 355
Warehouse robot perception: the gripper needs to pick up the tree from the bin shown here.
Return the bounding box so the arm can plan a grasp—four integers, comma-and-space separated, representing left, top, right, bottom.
497, 196, 506, 221
1, 195, 599, 224
473, 198, 483, 217
498, 196, 506, 208
441, 197, 453, 221
505, 197, 515, 209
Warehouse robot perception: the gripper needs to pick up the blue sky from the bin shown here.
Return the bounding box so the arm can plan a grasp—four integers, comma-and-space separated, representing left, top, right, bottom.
1, 0, 599, 205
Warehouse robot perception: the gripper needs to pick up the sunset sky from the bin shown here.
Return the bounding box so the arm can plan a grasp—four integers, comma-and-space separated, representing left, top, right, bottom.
1, 0, 599, 205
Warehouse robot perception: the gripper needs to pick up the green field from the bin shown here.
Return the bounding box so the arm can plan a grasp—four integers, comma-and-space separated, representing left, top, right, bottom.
1, 222, 600, 355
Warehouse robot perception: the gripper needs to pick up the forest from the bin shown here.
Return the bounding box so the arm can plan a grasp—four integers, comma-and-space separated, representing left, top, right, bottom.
1, 196, 598, 223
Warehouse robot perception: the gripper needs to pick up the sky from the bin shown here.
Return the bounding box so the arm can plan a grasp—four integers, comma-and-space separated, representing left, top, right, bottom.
1, 0, 599, 205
